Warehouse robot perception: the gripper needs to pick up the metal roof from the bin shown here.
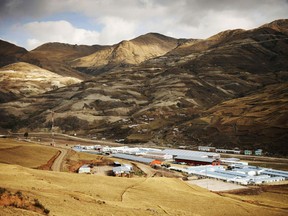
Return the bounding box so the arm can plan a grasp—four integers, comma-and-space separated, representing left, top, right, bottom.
261, 169, 288, 178
223, 158, 240, 161
112, 153, 154, 164
162, 149, 220, 158
175, 155, 217, 163
79, 164, 91, 170
112, 166, 131, 173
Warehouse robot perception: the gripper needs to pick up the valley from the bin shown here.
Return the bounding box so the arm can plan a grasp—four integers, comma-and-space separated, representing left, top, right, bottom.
0, 21, 287, 157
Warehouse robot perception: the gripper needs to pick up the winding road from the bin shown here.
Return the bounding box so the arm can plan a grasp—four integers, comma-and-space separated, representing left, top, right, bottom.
51, 149, 68, 172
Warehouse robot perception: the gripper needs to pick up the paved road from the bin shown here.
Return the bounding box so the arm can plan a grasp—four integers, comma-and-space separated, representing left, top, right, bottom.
51, 148, 68, 172
13, 132, 123, 146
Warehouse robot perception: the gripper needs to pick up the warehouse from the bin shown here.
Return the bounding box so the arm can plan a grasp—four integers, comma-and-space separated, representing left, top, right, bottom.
143, 151, 173, 160
162, 149, 220, 159
183, 165, 288, 185
112, 164, 132, 177
112, 153, 159, 165
175, 155, 221, 166
260, 169, 288, 179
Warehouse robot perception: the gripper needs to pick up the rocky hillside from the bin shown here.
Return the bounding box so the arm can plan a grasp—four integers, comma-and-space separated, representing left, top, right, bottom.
20, 42, 106, 80
0, 40, 28, 67
70, 33, 182, 75
0, 62, 81, 103
0, 19, 287, 155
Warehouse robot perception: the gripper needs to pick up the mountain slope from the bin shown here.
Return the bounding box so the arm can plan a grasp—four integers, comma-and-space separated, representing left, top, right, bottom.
0, 40, 28, 67
20, 42, 106, 79
0, 62, 81, 103
70, 33, 181, 75
0, 19, 287, 155
179, 83, 288, 155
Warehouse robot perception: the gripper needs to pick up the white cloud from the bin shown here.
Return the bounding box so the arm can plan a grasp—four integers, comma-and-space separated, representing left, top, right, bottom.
2, 0, 288, 49
98, 17, 137, 44
22, 18, 137, 49
23, 20, 100, 49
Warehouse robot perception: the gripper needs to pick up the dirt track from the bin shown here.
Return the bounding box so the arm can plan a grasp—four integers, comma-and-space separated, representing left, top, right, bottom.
51, 149, 68, 171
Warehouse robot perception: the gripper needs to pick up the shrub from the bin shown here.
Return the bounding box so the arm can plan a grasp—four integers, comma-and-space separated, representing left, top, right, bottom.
0, 187, 7, 195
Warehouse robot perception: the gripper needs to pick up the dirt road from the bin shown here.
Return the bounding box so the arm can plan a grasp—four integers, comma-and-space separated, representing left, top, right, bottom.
51, 148, 68, 172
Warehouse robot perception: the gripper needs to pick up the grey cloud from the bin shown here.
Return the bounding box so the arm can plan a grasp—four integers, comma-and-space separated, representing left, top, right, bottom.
0, 0, 49, 19
1, 0, 288, 48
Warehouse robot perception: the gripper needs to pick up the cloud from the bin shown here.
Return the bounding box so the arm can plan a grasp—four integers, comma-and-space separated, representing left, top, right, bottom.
1, 0, 288, 49
98, 17, 137, 44
22, 20, 100, 49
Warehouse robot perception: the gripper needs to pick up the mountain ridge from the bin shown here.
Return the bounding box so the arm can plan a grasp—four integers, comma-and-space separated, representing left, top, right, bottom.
0, 19, 287, 155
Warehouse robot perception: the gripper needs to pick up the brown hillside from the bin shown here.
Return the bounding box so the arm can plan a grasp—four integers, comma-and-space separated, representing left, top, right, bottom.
180, 83, 288, 155
0, 19, 287, 155
0, 40, 27, 67
20, 42, 106, 79
0, 62, 81, 103
71, 33, 180, 75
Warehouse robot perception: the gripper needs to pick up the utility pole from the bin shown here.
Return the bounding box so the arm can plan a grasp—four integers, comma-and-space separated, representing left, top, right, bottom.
49, 110, 55, 146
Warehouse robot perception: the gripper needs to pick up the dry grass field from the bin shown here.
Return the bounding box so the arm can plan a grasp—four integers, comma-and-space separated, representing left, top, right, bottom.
1, 163, 288, 216
0, 138, 287, 215
0, 138, 58, 168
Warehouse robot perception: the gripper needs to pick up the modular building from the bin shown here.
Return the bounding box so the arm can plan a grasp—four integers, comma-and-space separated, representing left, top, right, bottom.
244, 150, 253, 155
112, 165, 132, 176
184, 165, 288, 185
78, 164, 91, 174
175, 155, 221, 166
143, 151, 173, 160
112, 153, 157, 165
198, 146, 216, 152
216, 149, 241, 154
162, 149, 220, 159
255, 149, 263, 156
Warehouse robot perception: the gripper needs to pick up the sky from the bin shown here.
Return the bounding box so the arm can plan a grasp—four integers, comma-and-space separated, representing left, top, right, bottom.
0, 0, 288, 50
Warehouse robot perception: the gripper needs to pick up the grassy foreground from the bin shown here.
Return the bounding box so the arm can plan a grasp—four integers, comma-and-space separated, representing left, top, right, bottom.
0, 138, 287, 215
0, 163, 287, 216
0, 138, 58, 168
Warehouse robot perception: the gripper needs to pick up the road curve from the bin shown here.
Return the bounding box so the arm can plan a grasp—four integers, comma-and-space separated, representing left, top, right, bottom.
51, 148, 68, 172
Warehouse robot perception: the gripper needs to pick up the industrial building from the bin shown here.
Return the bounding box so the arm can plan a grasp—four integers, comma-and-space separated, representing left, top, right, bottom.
175, 155, 221, 166
112, 164, 133, 177
215, 149, 241, 154
112, 153, 159, 165
78, 164, 91, 174
198, 146, 216, 152
221, 158, 248, 166
142, 151, 173, 161
176, 165, 288, 185
162, 149, 220, 159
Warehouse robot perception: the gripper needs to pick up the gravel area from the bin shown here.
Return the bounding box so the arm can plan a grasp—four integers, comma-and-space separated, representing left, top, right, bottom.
187, 178, 247, 192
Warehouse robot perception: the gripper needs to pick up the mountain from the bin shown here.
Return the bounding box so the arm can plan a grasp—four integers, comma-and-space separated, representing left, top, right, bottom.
70, 33, 182, 75
178, 83, 288, 155
0, 62, 81, 103
20, 42, 106, 79
0, 40, 28, 67
261, 19, 288, 35
0, 19, 287, 155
